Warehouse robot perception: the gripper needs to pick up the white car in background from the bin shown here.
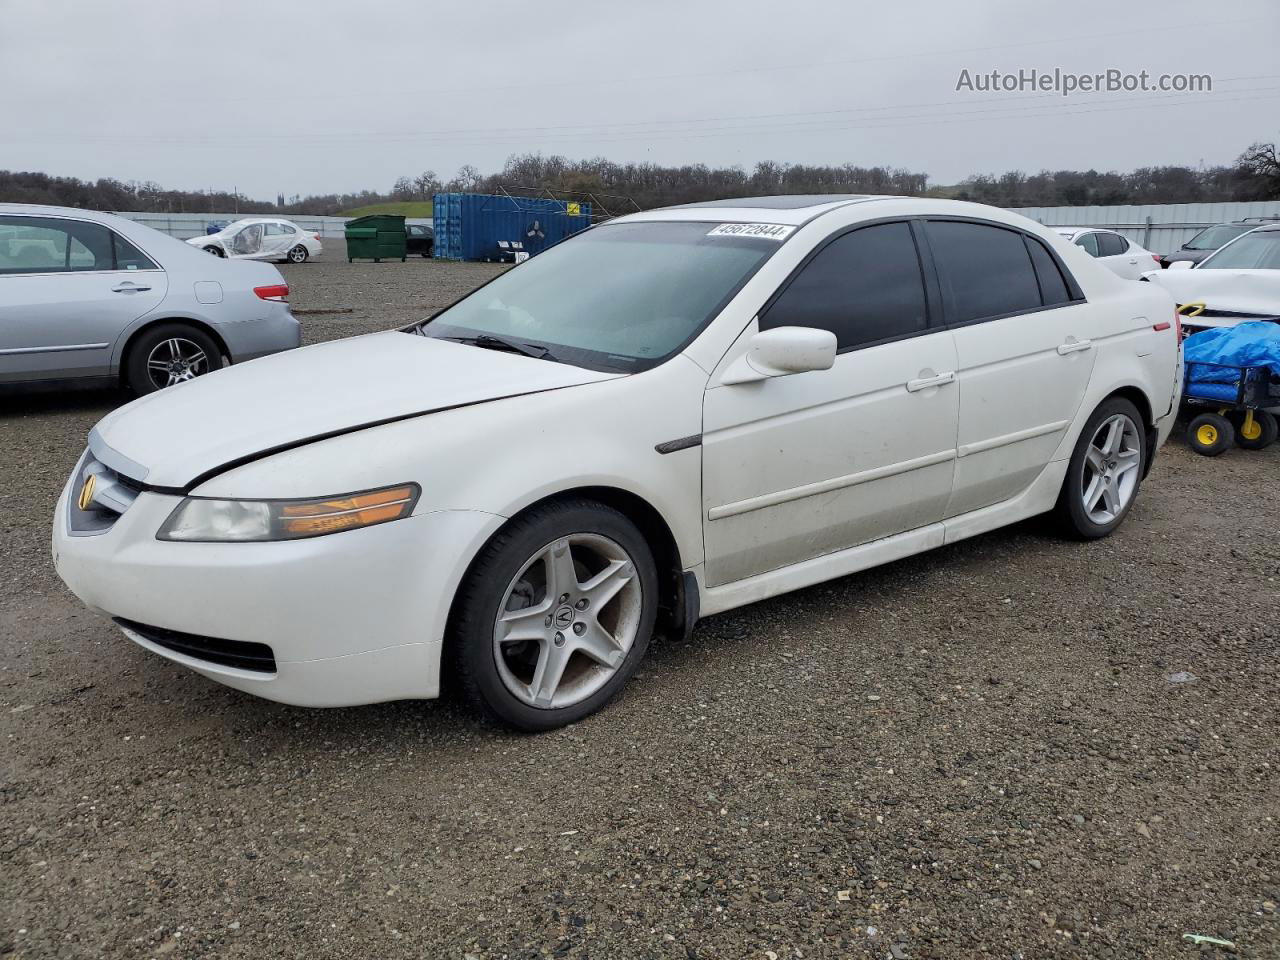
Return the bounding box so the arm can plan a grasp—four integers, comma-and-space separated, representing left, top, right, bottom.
1056, 228, 1160, 280
1142, 222, 1280, 329
54, 196, 1181, 731
188, 218, 321, 264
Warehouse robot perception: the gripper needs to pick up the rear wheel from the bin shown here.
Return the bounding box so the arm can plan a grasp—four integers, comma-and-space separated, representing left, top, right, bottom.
203, 245, 225, 257
287, 244, 308, 264
1055, 398, 1146, 539
448, 499, 658, 731
125, 323, 222, 395
1231, 410, 1277, 450
1187, 413, 1235, 456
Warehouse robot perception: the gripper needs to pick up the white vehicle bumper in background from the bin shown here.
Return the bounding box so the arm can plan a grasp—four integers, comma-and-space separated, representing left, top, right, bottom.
51, 478, 503, 707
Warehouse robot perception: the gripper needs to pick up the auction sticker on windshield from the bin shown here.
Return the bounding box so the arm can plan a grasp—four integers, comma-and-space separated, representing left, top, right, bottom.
706, 223, 795, 241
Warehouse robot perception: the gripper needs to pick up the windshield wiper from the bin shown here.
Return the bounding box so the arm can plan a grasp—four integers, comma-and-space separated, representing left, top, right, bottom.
442, 333, 557, 362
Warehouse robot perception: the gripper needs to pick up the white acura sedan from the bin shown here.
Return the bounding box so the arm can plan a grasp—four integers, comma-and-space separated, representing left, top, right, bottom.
54, 196, 1182, 730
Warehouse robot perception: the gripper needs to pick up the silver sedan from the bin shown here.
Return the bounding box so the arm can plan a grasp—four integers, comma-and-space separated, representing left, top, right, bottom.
0, 204, 301, 394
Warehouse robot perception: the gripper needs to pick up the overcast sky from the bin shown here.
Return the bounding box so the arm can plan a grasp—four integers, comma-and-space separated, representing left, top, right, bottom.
2, 0, 1276, 200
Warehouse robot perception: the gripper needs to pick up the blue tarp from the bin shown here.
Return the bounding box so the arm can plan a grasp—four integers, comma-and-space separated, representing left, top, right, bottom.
1184, 321, 1280, 404
1185, 321, 1280, 381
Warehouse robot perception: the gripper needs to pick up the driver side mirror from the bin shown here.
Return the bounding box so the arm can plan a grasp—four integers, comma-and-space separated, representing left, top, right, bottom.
1168, 259, 1195, 270
721, 326, 838, 385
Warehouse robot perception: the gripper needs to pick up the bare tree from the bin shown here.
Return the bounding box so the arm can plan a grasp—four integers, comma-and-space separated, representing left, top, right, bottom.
1238, 141, 1280, 199
413, 170, 441, 200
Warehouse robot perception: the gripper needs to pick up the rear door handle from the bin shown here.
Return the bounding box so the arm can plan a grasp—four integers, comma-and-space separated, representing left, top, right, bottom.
906, 371, 956, 392
111, 283, 151, 293
1057, 339, 1093, 355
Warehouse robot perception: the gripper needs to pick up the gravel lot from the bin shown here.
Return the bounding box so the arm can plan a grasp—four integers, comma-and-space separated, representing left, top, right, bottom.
2, 249, 1278, 959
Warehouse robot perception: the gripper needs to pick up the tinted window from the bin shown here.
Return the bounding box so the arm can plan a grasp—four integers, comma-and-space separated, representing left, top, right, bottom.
1024, 237, 1072, 306
112, 234, 159, 271
1185, 224, 1253, 250
926, 221, 1042, 323
759, 222, 927, 349
1075, 233, 1101, 257
1096, 232, 1127, 257
0, 215, 112, 274
264, 222, 288, 236
1201, 231, 1280, 270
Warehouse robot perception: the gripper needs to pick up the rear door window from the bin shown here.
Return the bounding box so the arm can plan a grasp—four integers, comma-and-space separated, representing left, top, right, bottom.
1096, 232, 1127, 257
924, 220, 1043, 323
1024, 236, 1073, 306
1075, 233, 1101, 257
0, 215, 112, 274
759, 221, 929, 350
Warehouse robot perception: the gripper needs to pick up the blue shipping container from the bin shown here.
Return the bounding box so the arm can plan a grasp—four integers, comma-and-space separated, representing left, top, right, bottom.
432, 193, 592, 261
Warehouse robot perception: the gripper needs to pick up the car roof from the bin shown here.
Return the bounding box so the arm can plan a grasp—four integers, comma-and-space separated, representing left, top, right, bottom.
0, 202, 120, 221
613, 194, 899, 226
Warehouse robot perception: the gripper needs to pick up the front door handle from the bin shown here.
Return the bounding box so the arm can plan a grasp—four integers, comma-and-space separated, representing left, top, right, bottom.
1057, 339, 1093, 356
906, 371, 956, 393
111, 282, 151, 293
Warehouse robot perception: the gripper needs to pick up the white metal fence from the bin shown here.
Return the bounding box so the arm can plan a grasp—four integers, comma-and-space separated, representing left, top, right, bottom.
1010, 201, 1280, 254
114, 212, 356, 240
113, 200, 1280, 253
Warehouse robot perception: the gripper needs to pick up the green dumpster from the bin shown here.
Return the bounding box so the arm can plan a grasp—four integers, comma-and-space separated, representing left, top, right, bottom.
344, 214, 407, 263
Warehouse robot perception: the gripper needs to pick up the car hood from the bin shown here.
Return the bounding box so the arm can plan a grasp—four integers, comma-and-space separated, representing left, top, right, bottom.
91, 331, 620, 489
1142, 268, 1280, 317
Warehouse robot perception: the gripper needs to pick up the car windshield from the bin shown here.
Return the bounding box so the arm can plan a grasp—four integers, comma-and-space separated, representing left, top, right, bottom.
1200, 231, 1280, 270
1185, 224, 1254, 250
418, 221, 782, 372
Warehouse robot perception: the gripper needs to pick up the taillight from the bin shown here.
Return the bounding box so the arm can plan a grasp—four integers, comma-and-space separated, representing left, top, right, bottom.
1154, 308, 1183, 339
1151, 254, 1161, 264
254, 284, 289, 302
313, 234, 321, 242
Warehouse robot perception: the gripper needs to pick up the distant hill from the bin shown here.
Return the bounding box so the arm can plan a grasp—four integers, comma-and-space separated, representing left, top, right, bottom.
341, 201, 433, 219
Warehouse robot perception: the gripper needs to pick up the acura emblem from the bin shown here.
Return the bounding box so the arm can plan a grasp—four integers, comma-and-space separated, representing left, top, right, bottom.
77, 474, 97, 511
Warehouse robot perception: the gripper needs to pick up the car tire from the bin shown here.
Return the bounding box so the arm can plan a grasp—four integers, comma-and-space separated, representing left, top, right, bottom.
448, 498, 659, 731
1230, 410, 1277, 450
287, 245, 308, 264
1186, 413, 1235, 456
125, 323, 223, 395
1054, 397, 1147, 539
203, 245, 225, 257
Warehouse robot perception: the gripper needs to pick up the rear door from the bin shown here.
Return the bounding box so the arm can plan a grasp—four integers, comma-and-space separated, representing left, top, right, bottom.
261, 222, 295, 259
1096, 231, 1144, 279
924, 219, 1095, 517
0, 215, 166, 383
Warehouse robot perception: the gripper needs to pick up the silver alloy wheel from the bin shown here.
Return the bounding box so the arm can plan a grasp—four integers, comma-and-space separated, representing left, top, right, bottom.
288, 245, 308, 263
1081, 413, 1141, 524
492, 533, 643, 710
145, 337, 208, 389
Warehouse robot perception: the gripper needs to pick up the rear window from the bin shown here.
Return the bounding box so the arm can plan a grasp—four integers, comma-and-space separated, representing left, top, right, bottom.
925, 220, 1043, 323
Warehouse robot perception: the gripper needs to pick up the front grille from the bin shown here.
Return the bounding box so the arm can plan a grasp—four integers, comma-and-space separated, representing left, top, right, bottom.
115, 618, 277, 674
67, 449, 141, 536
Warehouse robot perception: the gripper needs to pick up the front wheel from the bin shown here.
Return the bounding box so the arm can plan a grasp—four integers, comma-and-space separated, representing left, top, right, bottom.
287, 244, 309, 264
202, 245, 225, 257
1187, 413, 1235, 456
125, 323, 223, 395
1055, 398, 1146, 539
448, 499, 658, 731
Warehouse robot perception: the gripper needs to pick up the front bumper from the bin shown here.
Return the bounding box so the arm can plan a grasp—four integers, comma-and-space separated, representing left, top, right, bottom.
52, 478, 503, 706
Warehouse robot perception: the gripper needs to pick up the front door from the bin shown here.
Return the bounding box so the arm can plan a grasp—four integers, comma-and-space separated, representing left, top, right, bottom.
0, 215, 166, 383
702, 221, 959, 587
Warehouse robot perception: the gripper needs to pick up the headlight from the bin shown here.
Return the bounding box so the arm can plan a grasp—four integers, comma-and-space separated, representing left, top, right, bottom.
157, 484, 419, 542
